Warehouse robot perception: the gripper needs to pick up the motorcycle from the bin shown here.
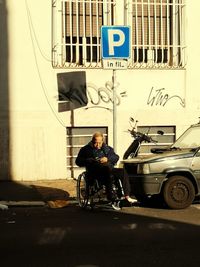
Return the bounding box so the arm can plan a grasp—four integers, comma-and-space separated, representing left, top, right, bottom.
122, 118, 165, 206
123, 118, 164, 159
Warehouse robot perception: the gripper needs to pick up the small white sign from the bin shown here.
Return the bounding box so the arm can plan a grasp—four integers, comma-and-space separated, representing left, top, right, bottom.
103, 59, 128, 70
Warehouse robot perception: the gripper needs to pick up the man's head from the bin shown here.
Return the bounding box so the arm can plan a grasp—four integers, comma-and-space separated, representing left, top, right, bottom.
92, 132, 104, 149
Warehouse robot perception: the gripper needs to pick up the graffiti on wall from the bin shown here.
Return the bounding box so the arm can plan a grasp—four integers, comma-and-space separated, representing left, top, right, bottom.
57, 72, 185, 111
57, 71, 127, 112
85, 81, 127, 110
147, 87, 185, 107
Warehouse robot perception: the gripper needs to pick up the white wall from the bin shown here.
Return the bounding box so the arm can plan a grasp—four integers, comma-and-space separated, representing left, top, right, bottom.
0, 0, 200, 180
6, 0, 67, 180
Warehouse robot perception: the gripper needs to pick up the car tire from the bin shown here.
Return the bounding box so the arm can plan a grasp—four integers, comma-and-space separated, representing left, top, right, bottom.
163, 175, 195, 209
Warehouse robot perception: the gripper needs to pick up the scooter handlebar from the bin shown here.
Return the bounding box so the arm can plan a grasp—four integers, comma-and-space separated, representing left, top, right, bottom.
129, 130, 158, 143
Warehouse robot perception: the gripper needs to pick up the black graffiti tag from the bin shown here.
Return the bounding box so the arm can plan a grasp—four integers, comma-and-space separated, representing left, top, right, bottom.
147, 87, 185, 107
87, 81, 121, 106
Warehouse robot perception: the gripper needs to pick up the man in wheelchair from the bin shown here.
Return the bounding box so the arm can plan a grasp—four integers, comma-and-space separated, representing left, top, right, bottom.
75, 132, 136, 204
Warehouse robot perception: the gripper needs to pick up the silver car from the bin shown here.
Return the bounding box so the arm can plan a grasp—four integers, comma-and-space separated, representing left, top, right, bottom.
122, 122, 200, 209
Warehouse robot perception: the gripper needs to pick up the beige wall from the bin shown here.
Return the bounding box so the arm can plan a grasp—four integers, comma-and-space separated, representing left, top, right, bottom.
0, 0, 200, 180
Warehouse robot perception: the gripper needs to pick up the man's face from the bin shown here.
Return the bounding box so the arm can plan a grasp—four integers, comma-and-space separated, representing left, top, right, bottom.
93, 136, 103, 149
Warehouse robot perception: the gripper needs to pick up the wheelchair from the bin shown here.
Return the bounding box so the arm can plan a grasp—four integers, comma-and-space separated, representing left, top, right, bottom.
76, 171, 124, 210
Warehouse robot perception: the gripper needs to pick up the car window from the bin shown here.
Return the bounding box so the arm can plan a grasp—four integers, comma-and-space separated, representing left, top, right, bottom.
172, 126, 200, 149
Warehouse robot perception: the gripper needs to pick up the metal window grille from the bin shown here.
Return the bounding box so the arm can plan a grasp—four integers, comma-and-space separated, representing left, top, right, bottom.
52, 0, 115, 68
52, 0, 186, 69
66, 126, 108, 177
126, 0, 186, 68
137, 125, 176, 154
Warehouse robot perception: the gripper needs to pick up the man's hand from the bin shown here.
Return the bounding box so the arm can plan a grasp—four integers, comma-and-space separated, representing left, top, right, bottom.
99, 157, 108, 163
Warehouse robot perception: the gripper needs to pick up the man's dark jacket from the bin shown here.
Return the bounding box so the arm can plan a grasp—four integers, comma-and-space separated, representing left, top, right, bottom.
75, 142, 119, 169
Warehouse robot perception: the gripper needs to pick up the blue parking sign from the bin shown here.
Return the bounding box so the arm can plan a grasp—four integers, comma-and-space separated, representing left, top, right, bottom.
101, 26, 130, 59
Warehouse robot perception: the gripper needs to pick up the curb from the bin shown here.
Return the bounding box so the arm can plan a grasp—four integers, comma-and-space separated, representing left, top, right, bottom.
0, 200, 46, 207
0, 199, 78, 209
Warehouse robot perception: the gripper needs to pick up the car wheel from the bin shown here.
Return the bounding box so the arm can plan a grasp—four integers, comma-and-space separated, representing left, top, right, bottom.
163, 175, 195, 209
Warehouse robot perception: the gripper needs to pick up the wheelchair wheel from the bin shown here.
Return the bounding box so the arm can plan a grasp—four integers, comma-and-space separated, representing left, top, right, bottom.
76, 172, 89, 208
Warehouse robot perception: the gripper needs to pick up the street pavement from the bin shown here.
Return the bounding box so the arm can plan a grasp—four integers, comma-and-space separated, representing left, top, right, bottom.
1, 203, 200, 267
1, 179, 200, 266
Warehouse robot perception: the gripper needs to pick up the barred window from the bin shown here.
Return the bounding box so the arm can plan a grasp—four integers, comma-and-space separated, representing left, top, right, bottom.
52, 0, 115, 68
128, 0, 186, 68
52, 0, 186, 69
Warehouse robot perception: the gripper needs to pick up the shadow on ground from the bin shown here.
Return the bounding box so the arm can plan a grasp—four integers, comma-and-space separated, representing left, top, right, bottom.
1, 202, 200, 267
0, 180, 75, 203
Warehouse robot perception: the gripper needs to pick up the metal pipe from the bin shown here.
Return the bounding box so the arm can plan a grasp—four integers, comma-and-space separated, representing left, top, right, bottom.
112, 69, 117, 151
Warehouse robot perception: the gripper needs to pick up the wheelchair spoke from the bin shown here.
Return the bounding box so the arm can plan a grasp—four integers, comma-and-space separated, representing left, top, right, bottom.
77, 172, 89, 208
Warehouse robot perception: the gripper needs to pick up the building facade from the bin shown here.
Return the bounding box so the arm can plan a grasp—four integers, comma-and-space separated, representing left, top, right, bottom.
0, 0, 199, 181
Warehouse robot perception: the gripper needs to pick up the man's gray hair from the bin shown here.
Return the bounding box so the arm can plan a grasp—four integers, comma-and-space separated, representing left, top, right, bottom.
92, 132, 104, 143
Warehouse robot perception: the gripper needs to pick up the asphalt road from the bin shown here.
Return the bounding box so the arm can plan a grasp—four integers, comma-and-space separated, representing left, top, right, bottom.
1, 202, 200, 267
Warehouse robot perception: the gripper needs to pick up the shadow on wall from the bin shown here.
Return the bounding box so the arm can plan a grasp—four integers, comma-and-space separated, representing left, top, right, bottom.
0, 0, 10, 180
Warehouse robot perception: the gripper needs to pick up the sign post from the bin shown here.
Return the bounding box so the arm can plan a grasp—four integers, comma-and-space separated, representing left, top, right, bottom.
101, 26, 130, 150
112, 69, 118, 150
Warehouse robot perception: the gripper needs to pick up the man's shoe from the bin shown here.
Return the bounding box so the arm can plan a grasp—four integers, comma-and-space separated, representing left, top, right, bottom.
125, 196, 138, 204
111, 200, 121, 211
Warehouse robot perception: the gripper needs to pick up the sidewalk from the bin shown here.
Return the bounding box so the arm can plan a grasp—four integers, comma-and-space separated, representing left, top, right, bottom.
0, 179, 77, 209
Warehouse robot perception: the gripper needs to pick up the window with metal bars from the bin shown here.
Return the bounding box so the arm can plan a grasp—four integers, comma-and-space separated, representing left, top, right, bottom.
129, 0, 186, 68
53, 0, 115, 67
52, 0, 186, 69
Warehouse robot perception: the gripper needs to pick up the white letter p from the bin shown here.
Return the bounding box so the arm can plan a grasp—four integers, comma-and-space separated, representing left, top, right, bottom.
108, 29, 125, 56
